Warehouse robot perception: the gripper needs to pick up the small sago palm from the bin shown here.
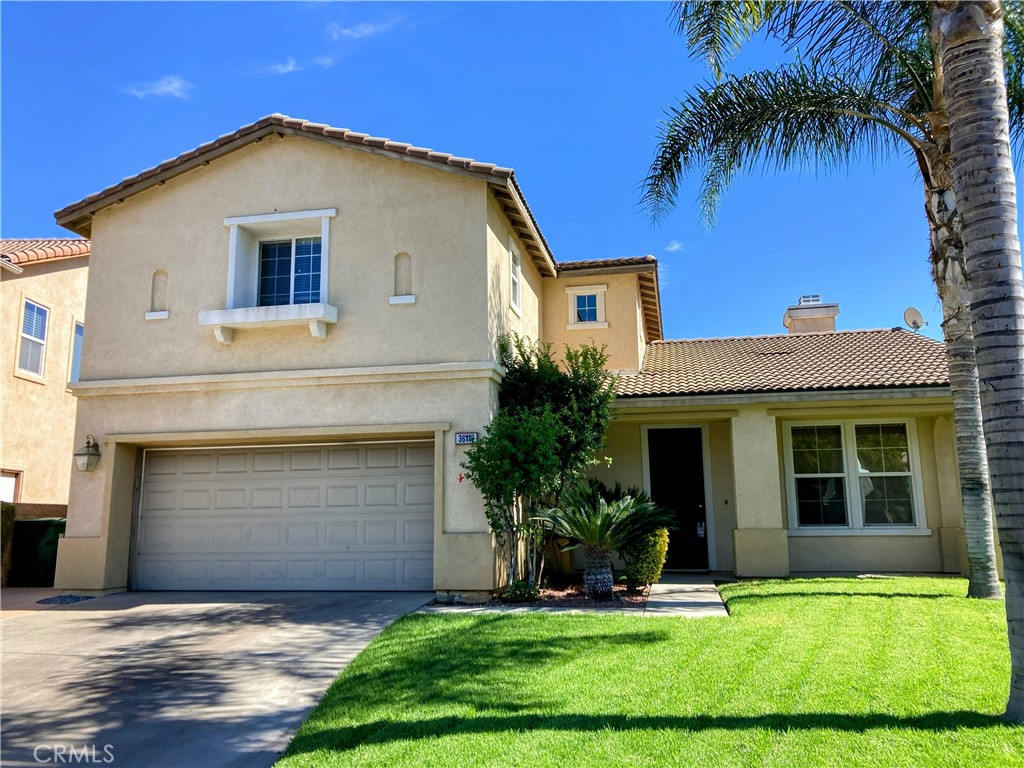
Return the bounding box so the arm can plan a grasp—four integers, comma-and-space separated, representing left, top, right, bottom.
536, 495, 674, 599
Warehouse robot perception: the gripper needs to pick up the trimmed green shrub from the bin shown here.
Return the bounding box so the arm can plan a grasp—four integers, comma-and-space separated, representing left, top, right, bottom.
1, 501, 15, 587
622, 527, 669, 591
503, 579, 540, 603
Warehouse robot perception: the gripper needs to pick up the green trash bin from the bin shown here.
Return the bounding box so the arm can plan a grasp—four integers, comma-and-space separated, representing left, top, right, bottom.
9, 518, 66, 587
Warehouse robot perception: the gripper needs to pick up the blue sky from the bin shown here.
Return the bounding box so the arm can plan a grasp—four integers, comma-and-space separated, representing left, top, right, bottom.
3, 1, 1021, 342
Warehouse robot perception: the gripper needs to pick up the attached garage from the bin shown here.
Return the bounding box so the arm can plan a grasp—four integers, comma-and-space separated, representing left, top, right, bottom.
133, 441, 435, 591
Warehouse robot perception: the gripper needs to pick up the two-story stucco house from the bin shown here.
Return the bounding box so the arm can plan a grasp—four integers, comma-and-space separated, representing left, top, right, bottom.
51, 115, 967, 597
2, 239, 90, 518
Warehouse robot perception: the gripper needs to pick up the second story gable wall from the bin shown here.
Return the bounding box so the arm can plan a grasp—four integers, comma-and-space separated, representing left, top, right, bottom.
542, 272, 645, 372
80, 136, 493, 381
1, 257, 88, 504
485, 194, 542, 353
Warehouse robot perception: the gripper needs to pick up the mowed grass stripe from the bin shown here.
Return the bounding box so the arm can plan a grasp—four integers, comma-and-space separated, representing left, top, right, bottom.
279, 577, 1023, 768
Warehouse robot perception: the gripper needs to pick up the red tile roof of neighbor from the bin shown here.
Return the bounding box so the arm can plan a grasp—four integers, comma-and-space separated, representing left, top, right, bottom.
615, 329, 950, 397
1, 238, 91, 265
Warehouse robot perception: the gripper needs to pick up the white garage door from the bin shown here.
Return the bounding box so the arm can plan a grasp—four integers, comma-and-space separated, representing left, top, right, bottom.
134, 442, 434, 591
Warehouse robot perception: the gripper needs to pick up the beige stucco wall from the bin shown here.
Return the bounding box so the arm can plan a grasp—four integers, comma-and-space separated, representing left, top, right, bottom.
598, 395, 959, 576
543, 273, 645, 372
1, 257, 88, 505
82, 136, 495, 381
486, 195, 543, 351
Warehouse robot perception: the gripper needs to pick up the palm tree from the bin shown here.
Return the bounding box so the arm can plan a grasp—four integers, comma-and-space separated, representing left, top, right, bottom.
932, 0, 1024, 724
535, 489, 675, 599
645, 1, 1024, 601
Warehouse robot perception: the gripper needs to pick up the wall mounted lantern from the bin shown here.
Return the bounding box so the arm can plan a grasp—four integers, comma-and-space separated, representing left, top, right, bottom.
74, 435, 101, 472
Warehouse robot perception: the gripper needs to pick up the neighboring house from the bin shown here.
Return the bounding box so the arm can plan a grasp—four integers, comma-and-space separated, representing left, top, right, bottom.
50, 115, 964, 596
1, 239, 90, 518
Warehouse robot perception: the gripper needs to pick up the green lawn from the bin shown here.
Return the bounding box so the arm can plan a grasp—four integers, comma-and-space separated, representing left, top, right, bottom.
278, 577, 1022, 767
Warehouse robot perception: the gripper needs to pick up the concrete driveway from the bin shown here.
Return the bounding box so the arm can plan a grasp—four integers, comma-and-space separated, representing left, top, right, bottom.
0, 590, 429, 767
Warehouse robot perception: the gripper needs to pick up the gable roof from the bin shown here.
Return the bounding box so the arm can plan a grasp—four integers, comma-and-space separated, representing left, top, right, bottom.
615, 328, 949, 398
557, 255, 662, 342
1, 238, 91, 266
53, 114, 557, 276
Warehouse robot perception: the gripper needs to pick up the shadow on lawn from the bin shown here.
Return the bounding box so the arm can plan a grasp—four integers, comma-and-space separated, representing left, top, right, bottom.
312, 613, 674, 715
286, 710, 1015, 755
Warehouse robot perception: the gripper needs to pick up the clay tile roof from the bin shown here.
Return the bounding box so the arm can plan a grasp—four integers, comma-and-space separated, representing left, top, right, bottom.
558, 255, 658, 271
0, 238, 91, 266
615, 329, 949, 397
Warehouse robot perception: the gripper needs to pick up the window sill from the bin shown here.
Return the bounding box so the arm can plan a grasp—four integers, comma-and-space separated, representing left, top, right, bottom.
198, 303, 338, 344
145, 311, 170, 321
565, 321, 609, 331
788, 527, 932, 537
13, 369, 46, 386
389, 295, 416, 305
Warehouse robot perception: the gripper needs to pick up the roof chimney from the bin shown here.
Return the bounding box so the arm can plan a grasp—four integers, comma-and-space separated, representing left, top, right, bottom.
783, 295, 839, 334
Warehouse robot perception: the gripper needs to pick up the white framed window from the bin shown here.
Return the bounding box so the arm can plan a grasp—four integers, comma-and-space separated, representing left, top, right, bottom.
223, 209, 335, 310
17, 299, 49, 378
257, 237, 322, 306
509, 239, 522, 314
565, 284, 608, 329
69, 322, 84, 383
783, 419, 928, 535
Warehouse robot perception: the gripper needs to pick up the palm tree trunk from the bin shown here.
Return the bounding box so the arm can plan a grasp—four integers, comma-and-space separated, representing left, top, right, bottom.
934, 0, 1024, 722
583, 546, 614, 599
922, 153, 1002, 599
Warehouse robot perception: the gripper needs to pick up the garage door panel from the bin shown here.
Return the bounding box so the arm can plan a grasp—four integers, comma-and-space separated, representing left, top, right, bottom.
135, 443, 434, 591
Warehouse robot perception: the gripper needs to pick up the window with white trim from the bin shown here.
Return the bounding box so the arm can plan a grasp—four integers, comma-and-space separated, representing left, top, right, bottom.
258, 237, 322, 306
783, 420, 925, 532
510, 241, 522, 312
565, 285, 608, 329
223, 209, 335, 310
18, 300, 48, 377
70, 322, 84, 383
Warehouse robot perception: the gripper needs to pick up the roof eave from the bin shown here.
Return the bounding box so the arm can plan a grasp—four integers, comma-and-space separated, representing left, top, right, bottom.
613, 384, 952, 407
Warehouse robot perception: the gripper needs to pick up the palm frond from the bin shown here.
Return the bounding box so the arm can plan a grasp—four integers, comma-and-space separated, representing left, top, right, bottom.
671, 1, 782, 80
643, 62, 922, 224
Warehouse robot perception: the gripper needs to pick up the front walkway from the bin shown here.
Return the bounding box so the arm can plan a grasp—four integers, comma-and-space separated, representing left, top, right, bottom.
421, 573, 729, 617
1, 590, 429, 768
646, 573, 729, 617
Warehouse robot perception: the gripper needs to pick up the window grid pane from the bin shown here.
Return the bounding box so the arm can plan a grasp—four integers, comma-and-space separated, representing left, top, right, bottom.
258, 241, 294, 307
292, 237, 321, 305
71, 323, 84, 383
19, 301, 47, 375
790, 425, 848, 526
855, 424, 915, 526
575, 294, 598, 323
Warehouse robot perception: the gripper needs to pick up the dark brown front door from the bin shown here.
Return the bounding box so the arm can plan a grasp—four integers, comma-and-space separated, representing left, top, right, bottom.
647, 427, 708, 570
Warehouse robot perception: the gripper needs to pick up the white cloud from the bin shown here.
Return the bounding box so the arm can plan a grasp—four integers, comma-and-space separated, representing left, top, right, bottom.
124, 75, 193, 99
664, 240, 685, 253
316, 55, 336, 69
269, 57, 301, 75
326, 17, 401, 41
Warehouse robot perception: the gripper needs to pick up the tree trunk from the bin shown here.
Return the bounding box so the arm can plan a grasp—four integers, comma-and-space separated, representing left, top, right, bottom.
583, 546, 614, 599
922, 145, 1002, 600
934, 0, 1024, 722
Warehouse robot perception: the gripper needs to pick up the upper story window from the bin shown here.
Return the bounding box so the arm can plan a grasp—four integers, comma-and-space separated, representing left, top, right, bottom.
223, 209, 336, 310
70, 322, 84, 383
510, 240, 522, 313
18, 299, 48, 378
198, 209, 339, 343
783, 420, 925, 534
258, 237, 322, 306
565, 284, 608, 330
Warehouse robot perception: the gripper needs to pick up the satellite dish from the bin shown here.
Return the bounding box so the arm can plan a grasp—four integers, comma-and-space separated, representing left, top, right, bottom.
903, 307, 926, 331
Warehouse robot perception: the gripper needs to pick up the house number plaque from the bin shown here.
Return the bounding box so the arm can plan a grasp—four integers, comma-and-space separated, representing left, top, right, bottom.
455, 432, 478, 445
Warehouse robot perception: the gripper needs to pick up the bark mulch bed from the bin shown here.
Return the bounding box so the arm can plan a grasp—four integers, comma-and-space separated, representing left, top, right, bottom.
532, 582, 650, 609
